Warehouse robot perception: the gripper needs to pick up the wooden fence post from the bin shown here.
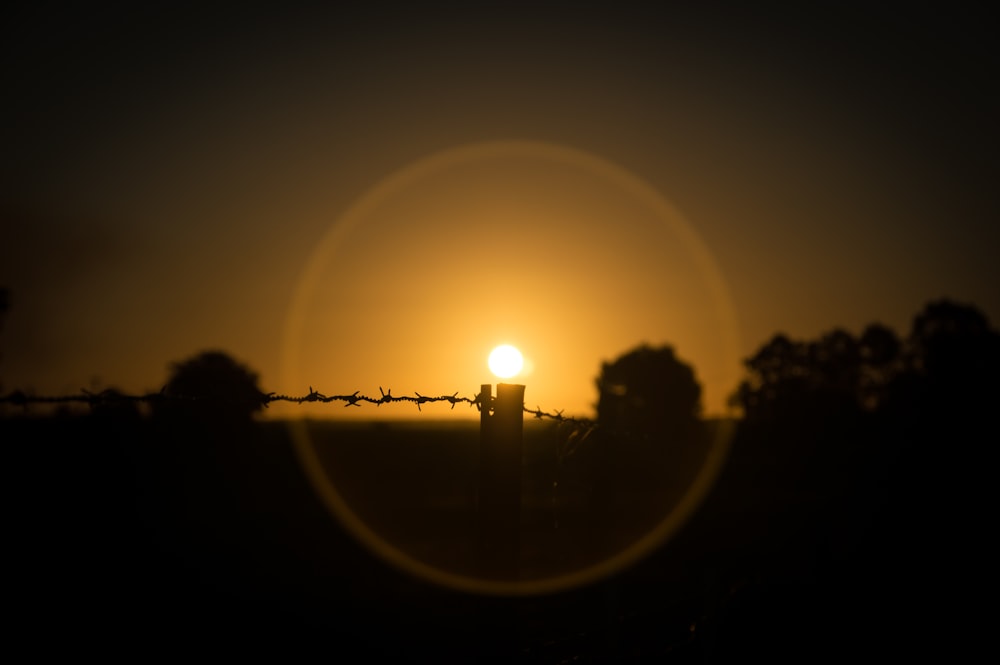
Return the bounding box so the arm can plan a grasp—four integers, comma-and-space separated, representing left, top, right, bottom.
478, 382, 525, 580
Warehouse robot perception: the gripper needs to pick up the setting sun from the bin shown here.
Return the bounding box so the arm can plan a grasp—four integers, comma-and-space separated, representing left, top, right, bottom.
488, 345, 524, 379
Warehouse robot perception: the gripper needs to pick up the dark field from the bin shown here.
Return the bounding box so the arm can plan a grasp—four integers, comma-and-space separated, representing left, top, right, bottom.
305, 419, 713, 584
2, 414, 964, 661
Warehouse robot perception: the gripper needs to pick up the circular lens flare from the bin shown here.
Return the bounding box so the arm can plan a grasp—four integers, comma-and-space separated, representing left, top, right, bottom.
282, 140, 741, 596
488, 345, 524, 379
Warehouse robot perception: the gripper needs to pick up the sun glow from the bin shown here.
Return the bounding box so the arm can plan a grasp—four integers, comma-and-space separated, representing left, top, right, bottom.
488, 345, 524, 379
282, 140, 741, 597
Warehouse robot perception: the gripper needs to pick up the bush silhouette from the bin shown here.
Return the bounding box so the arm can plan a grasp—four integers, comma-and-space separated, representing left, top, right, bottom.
595, 344, 701, 439
157, 350, 265, 424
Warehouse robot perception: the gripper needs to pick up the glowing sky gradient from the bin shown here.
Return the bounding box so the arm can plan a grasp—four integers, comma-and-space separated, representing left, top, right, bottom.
1, 5, 997, 418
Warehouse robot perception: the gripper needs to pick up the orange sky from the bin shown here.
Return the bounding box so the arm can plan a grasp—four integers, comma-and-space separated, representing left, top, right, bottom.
278, 141, 740, 419
1, 5, 998, 419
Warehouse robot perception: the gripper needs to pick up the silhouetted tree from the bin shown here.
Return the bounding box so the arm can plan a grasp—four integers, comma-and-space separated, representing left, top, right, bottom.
810, 329, 860, 391
581, 345, 706, 542
730, 333, 812, 421
857, 323, 901, 410
733, 328, 871, 422
595, 344, 701, 439
156, 350, 265, 424
909, 299, 998, 377
896, 299, 1000, 414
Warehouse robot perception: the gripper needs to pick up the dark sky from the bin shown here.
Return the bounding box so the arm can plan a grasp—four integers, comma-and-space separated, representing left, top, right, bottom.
2, 4, 997, 416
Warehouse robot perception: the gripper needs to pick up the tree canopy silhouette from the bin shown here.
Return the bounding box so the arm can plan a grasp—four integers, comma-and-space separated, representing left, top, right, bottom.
898, 298, 1000, 414
157, 350, 265, 423
731, 298, 1000, 422
909, 299, 997, 377
730, 328, 869, 421
595, 344, 701, 439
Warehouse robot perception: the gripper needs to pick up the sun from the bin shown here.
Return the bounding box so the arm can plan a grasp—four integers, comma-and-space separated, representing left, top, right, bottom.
488, 345, 524, 379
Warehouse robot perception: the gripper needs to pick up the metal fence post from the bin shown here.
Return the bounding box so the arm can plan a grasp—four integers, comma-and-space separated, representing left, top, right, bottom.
478, 382, 525, 580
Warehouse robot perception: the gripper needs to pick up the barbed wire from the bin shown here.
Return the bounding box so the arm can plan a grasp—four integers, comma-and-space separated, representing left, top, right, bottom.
267, 386, 479, 411
0, 386, 597, 430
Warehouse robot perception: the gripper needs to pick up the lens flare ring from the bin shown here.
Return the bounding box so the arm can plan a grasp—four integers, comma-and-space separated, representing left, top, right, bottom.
281, 139, 741, 596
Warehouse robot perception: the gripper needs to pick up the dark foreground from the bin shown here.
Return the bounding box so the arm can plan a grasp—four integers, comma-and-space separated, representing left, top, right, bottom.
2, 415, 975, 661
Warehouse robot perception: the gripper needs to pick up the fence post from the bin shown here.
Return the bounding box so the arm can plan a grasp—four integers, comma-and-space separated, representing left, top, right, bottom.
478, 382, 525, 580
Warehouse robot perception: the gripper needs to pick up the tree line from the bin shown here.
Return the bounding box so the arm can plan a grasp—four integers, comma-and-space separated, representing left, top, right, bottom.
593, 298, 999, 435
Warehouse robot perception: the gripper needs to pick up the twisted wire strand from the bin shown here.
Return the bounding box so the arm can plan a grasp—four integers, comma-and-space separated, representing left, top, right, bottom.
0, 387, 596, 429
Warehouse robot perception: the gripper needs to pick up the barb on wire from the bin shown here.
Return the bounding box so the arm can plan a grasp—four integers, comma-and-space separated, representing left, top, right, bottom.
524, 404, 597, 459
523, 404, 594, 427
